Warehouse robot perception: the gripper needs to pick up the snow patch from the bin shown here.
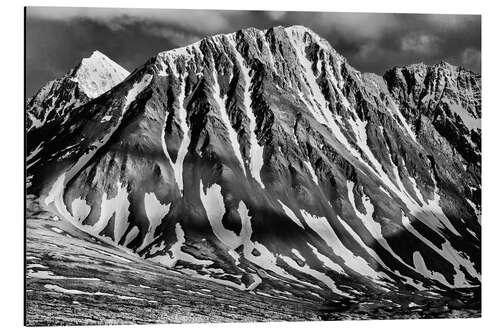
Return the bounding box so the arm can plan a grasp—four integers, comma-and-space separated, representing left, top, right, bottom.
304, 161, 319, 185
346, 181, 416, 273
44, 284, 152, 302
402, 213, 479, 287
150, 222, 212, 268
200, 181, 239, 249
307, 243, 346, 275
71, 197, 91, 223
300, 209, 380, 280
138, 192, 171, 251
212, 67, 246, 175
100, 115, 112, 123
124, 75, 152, 110
449, 102, 481, 131
412, 251, 450, 287
171, 74, 190, 193
90, 182, 130, 242
75, 50, 129, 98
280, 255, 350, 297
230, 40, 265, 187
27, 141, 44, 162
277, 200, 304, 229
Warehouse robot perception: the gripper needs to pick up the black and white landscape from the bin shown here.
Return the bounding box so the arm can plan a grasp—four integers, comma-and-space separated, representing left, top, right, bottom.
25, 11, 481, 325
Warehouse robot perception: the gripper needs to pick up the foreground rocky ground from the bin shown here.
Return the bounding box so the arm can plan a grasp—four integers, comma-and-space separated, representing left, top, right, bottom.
25, 197, 480, 326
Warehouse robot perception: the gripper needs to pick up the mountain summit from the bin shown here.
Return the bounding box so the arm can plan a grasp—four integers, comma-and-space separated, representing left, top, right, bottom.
26, 50, 129, 130
26, 26, 481, 301
69, 50, 130, 98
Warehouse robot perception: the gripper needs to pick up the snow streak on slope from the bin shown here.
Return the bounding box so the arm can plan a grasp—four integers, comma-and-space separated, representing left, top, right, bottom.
389, 159, 461, 237
199, 179, 339, 291
284, 27, 369, 167
386, 102, 418, 143
412, 251, 450, 287
139, 192, 171, 251
230, 38, 265, 187
308, 243, 346, 275
401, 213, 479, 287
158, 53, 201, 194
346, 158, 478, 289
91, 182, 130, 240
124, 75, 152, 109
335, 214, 428, 290
347, 182, 407, 263
237, 201, 253, 248
286, 27, 331, 126
212, 67, 246, 175
280, 253, 349, 296
173, 75, 190, 193
300, 210, 380, 280
449, 102, 481, 131
199, 182, 310, 287
278, 200, 304, 229
150, 223, 212, 268
304, 161, 319, 185
200, 181, 240, 249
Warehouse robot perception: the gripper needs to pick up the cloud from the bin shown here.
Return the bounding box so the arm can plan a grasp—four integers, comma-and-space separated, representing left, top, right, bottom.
400, 33, 439, 55
145, 26, 201, 47
267, 11, 287, 21
282, 11, 399, 41
461, 48, 481, 72
423, 14, 479, 30
318, 12, 399, 39
27, 7, 232, 34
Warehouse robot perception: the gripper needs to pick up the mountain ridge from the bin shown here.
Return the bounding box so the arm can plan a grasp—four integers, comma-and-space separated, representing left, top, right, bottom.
26, 25, 481, 301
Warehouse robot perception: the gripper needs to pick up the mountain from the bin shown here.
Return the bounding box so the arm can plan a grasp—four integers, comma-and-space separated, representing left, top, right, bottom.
26, 50, 129, 130
26, 51, 129, 174
26, 25, 481, 302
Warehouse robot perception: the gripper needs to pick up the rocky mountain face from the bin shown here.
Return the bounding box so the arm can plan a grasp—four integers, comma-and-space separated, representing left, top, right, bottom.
26, 26, 481, 301
26, 51, 129, 172
27, 51, 129, 129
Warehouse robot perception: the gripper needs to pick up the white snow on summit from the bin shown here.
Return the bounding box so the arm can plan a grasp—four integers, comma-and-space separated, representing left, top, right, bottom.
26, 50, 130, 131
73, 50, 130, 98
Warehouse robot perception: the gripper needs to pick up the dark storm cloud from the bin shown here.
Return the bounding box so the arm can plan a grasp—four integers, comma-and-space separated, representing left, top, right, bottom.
25, 7, 480, 97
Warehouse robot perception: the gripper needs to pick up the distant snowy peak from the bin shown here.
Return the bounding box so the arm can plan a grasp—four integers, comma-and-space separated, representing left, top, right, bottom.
26, 50, 129, 130
70, 50, 130, 98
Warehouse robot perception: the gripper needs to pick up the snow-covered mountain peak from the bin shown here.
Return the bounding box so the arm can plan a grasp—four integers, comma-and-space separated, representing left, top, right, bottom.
26, 51, 129, 130
284, 25, 324, 42
72, 50, 130, 98
436, 60, 454, 69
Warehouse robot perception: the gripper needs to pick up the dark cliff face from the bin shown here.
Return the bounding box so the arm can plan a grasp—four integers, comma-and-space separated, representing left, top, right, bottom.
384, 63, 481, 164
384, 62, 481, 208
26, 26, 481, 300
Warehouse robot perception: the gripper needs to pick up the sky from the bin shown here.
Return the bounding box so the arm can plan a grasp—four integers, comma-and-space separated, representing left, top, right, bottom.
25, 7, 481, 97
